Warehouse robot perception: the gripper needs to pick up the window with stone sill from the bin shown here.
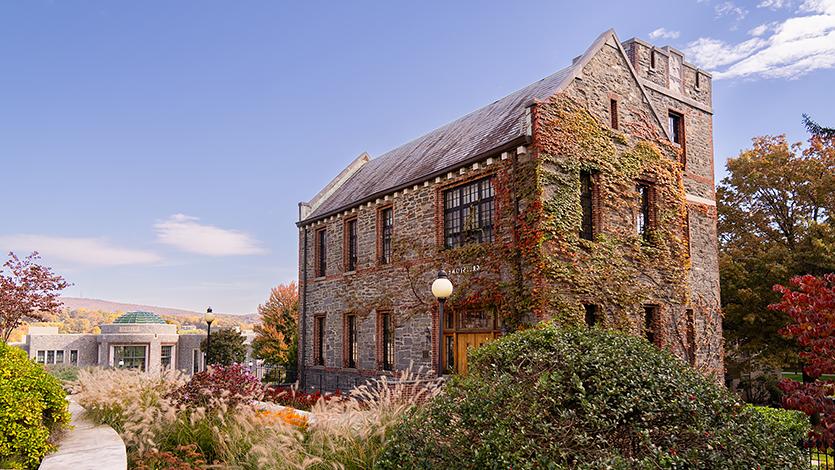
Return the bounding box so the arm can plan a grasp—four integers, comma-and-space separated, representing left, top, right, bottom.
443, 176, 495, 249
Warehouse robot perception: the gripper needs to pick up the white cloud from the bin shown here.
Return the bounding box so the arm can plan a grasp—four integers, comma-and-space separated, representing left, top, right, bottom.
685, 0, 835, 79
715, 1, 749, 20
649, 28, 681, 40
154, 214, 266, 256
748, 23, 771, 36
758, 0, 792, 9
0, 235, 162, 266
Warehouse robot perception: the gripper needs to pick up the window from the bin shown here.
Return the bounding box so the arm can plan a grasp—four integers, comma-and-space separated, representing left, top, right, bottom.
644, 305, 659, 345
610, 99, 619, 130
316, 228, 327, 277
636, 183, 653, 239
686, 308, 696, 365
56, 350, 64, 364
580, 171, 595, 241
380, 312, 394, 371
37, 350, 45, 364
379, 208, 393, 264
192, 349, 201, 374
114, 345, 146, 371
443, 176, 495, 248
161, 345, 173, 370
70, 350, 78, 366
650, 49, 657, 69
584, 304, 599, 327
346, 315, 358, 368
345, 218, 358, 271
669, 112, 683, 145
47, 350, 55, 364
315, 316, 325, 366
695, 71, 701, 89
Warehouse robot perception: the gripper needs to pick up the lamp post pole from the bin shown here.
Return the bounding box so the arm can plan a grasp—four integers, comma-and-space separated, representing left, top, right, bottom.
205, 307, 215, 367
431, 270, 453, 377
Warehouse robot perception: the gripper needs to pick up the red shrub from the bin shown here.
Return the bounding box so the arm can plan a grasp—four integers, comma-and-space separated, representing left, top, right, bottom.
169, 364, 263, 408
263, 386, 341, 410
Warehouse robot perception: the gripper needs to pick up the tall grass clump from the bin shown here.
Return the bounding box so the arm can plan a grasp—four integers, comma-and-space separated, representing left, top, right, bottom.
74, 365, 439, 469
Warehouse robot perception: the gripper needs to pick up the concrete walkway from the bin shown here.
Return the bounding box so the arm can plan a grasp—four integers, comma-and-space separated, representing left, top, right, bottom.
39, 398, 127, 470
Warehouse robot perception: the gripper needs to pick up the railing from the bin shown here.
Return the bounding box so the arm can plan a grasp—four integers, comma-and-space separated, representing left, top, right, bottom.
244, 363, 293, 384
804, 439, 834, 468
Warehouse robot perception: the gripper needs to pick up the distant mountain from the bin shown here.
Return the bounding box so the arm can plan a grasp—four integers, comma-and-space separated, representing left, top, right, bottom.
59, 297, 259, 323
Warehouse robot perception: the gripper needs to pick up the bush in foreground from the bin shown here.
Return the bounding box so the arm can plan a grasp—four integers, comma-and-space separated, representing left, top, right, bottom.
0, 342, 70, 469
377, 325, 806, 469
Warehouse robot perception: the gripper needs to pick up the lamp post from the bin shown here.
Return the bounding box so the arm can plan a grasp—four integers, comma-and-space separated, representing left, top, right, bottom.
431, 270, 453, 376
205, 307, 215, 367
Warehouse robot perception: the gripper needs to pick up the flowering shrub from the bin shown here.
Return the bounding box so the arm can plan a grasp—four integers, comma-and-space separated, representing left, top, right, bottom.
0, 341, 71, 469
168, 364, 263, 409
263, 386, 341, 411
378, 325, 805, 469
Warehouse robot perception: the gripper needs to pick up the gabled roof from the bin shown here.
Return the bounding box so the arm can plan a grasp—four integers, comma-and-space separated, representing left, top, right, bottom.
300, 29, 662, 224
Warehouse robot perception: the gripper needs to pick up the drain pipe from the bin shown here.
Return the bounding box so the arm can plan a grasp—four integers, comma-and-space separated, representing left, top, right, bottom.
298, 207, 309, 390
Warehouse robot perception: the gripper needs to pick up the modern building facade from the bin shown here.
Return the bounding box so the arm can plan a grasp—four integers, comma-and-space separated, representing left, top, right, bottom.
297, 30, 723, 391
18, 311, 256, 376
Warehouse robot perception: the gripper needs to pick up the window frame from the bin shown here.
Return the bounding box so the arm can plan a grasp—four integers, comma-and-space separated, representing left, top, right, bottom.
635, 181, 656, 241
37, 350, 45, 364
55, 350, 64, 364
113, 345, 147, 372
377, 206, 393, 265
584, 304, 599, 327
579, 170, 598, 241
161, 344, 174, 370
344, 314, 358, 369
668, 110, 686, 167
314, 315, 326, 367
344, 217, 358, 272
610, 99, 619, 130
442, 175, 496, 249
315, 227, 327, 278
377, 311, 395, 371
70, 349, 78, 366
644, 305, 659, 346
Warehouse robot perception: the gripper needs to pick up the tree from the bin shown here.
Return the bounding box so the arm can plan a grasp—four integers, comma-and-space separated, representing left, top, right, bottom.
774, 274, 835, 443
803, 114, 835, 140
0, 252, 69, 342
251, 282, 298, 381
718, 134, 835, 385
200, 328, 246, 366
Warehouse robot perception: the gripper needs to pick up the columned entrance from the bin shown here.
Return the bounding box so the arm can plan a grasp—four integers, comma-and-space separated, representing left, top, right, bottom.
443, 308, 501, 375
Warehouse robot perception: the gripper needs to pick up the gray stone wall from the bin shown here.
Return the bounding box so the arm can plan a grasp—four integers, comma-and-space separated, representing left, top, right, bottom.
27, 334, 98, 366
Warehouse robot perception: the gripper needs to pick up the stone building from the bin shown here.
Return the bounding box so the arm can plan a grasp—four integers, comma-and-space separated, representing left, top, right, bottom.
296, 30, 723, 391
17, 311, 257, 376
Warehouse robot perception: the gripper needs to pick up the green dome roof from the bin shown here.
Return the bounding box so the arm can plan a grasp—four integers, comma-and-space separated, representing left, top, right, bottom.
113, 311, 167, 324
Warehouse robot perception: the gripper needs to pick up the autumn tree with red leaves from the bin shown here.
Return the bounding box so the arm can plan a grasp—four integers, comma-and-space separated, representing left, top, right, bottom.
774, 273, 835, 443
0, 252, 69, 342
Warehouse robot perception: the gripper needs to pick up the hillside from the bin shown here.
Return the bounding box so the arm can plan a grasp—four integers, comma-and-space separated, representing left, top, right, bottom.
59, 297, 259, 323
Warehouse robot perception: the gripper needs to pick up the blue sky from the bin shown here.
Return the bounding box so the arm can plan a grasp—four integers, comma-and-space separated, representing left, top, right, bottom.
1, 1, 832, 314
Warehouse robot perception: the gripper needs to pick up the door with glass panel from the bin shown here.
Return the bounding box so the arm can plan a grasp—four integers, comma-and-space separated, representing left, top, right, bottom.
443, 309, 499, 375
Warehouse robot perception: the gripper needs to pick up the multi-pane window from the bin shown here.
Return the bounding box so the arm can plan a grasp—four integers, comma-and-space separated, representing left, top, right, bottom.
610, 99, 619, 130
644, 305, 658, 345
580, 171, 595, 241
161, 345, 173, 370
381, 312, 394, 371
444, 176, 495, 248
37, 350, 45, 364
346, 315, 358, 368
47, 350, 54, 364
315, 316, 325, 366
316, 228, 327, 277
584, 304, 599, 327
70, 350, 78, 366
346, 218, 358, 271
114, 345, 146, 371
56, 350, 64, 364
380, 208, 393, 264
636, 183, 652, 239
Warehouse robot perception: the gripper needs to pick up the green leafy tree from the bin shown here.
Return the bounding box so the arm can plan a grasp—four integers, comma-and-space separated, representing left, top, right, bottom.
251, 282, 298, 381
719, 133, 835, 387
201, 328, 246, 366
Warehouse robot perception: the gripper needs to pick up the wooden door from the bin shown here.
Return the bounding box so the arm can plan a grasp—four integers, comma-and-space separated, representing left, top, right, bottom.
455, 333, 494, 375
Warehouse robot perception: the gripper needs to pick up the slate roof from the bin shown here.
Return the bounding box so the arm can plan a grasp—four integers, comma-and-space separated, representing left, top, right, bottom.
113, 311, 167, 324
303, 62, 579, 222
